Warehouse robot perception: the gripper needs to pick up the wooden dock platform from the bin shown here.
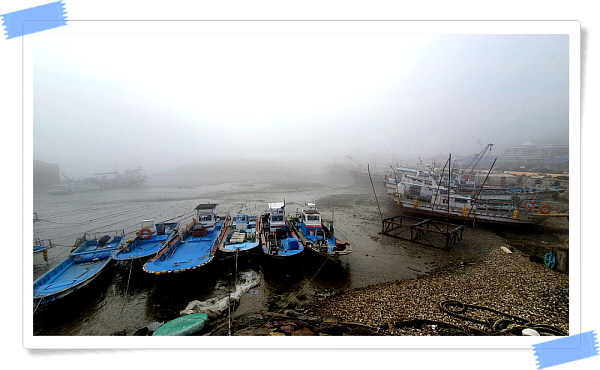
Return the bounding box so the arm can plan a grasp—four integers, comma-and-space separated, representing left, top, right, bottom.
381, 215, 464, 250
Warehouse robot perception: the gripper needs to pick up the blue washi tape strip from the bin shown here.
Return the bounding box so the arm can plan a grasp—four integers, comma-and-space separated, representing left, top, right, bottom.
1, 1, 67, 39
533, 331, 598, 369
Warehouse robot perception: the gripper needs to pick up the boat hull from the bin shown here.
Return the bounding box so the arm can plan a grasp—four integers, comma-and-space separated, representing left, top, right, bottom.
152, 313, 210, 336
290, 221, 352, 262
392, 197, 546, 226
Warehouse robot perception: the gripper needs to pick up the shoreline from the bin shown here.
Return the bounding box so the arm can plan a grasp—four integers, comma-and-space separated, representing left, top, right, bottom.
200, 218, 569, 336
315, 217, 569, 335
309, 246, 568, 336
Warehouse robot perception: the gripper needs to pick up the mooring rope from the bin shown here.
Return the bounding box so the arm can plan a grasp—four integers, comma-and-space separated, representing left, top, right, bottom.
439, 300, 567, 336
33, 296, 44, 314
111, 258, 136, 335
227, 249, 241, 336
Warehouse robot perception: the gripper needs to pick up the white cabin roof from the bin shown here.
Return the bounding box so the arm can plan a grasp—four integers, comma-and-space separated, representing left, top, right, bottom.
267, 202, 285, 209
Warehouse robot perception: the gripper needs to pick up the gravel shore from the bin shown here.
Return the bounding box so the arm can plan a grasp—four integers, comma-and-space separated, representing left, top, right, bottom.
310, 245, 568, 335
308, 216, 569, 336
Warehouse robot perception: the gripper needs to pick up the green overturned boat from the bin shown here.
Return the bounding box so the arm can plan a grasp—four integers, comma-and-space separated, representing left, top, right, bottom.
152, 313, 209, 336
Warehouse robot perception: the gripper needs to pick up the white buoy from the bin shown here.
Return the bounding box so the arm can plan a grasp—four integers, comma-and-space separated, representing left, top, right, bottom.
522, 328, 540, 336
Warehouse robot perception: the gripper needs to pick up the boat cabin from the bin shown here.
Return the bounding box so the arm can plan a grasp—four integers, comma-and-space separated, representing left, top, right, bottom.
397, 177, 473, 208
266, 202, 286, 232
195, 203, 218, 230
140, 219, 157, 234
265, 202, 286, 233
235, 214, 249, 230
301, 203, 322, 229
437, 194, 473, 208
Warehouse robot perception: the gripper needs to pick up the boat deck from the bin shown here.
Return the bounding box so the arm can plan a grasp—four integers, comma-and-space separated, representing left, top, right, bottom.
220, 218, 259, 252
262, 232, 303, 257
113, 233, 172, 261
143, 222, 224, 274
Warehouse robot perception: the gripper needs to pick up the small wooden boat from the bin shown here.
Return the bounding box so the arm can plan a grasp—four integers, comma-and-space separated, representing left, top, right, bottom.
113, 219, 180, 261
143, 204, 228, 275
290, 203, 352, 262
33, 234, 124, 304
258, 201, 304, 258
217, 214, 260, 253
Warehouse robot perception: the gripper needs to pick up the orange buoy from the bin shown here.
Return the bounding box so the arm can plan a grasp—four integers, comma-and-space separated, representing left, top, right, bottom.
539, 205, 552, 214
137, 228, 153, 240
522, 201, 535, 210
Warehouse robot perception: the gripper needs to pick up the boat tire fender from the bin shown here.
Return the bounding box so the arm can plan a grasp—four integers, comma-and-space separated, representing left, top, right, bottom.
138, 228, 153, 240
544, 251, 556, 270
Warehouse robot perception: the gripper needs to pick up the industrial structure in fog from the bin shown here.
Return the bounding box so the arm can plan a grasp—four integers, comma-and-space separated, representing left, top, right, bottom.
498, 141, 569, 173
33, 160, 147, 193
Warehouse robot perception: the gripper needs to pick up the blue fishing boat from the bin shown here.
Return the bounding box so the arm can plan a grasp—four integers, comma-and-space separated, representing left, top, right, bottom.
33, 238, 53, 254
290, 203, 352, 262
113, 219, 180, 261
33, 234, 124, 304
217, 214, 260, 253
33, 238, 54, 262
143, 204, 227, 275
259, 201, 304, 258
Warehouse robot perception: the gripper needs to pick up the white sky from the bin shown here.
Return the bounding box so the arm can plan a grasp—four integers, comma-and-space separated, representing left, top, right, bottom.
33, 29, 570, 177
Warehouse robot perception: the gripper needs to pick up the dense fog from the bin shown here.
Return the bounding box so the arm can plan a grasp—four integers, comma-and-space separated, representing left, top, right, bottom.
32, 26, 570, 181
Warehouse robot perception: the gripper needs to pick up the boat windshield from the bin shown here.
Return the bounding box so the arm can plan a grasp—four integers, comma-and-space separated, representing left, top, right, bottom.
140, 220, 155, 229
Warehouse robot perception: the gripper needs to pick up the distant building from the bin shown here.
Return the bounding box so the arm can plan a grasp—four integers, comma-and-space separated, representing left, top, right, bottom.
498, 142, 569, 173
33, 160, 60, 190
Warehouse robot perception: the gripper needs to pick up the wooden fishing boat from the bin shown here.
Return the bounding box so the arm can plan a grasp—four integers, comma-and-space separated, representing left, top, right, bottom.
113, 219, 179, 261
289, 203, 352, 262
33, 234, 124, 305
390, 173, 565, 226
143, 204, 228, 275
258, 201, 304, 258
217, 214, 260, 253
